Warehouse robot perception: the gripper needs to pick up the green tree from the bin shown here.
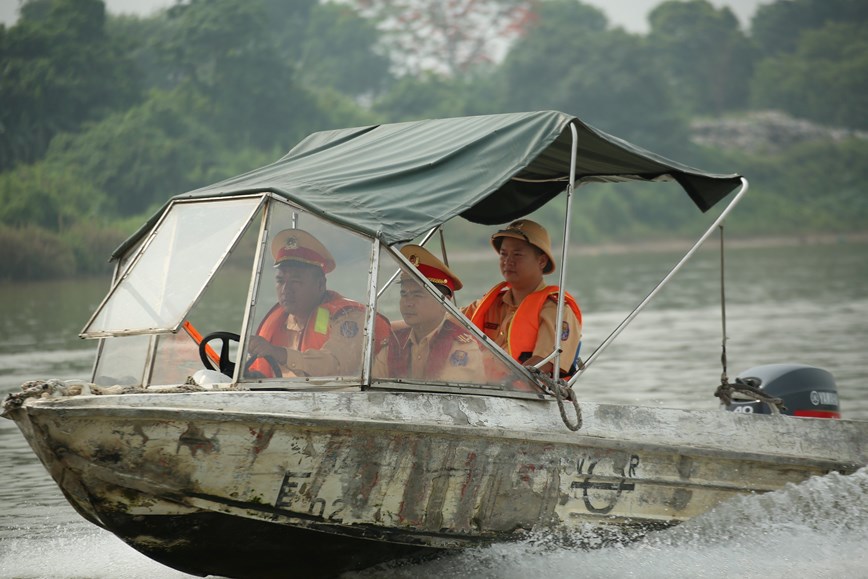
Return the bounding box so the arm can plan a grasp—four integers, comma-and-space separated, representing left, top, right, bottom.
297, 2, 392, 97
717, 137, 868, 235
105, 13, 176, 93
751, 22, 868, 129
106, 0, 379, 141
648, 0, 756, 115
496, 1, 688, 156
260, 0, 318, 61
44, 89, 224, 217
0, 160, 103, 230
0, 0, 141, 171
155, 0, 320, 150
751, 0, 868, 57
372, 73, 489, 121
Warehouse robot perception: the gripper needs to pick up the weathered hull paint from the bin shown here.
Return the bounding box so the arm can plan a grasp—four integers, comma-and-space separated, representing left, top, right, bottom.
6, 390, 867, 578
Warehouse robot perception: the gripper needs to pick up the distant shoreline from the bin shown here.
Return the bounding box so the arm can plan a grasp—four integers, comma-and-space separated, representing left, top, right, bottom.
447, 231, 868, 262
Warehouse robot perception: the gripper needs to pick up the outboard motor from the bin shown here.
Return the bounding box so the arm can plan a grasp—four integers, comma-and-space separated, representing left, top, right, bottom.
726, 363, 840, 419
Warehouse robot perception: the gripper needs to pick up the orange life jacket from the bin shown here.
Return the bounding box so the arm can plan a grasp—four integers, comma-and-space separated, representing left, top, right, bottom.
469, 281, 582, 370
386, 319, 465, 380
249, 291, 389, 377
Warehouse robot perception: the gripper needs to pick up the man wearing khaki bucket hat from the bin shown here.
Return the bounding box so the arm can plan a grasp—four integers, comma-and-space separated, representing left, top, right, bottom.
463, 219, 582, 376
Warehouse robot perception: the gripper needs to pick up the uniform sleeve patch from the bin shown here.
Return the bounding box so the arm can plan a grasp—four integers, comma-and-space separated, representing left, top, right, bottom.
340, 320, 359, 338
560, 321, 570, 341
450, 350, 469, 366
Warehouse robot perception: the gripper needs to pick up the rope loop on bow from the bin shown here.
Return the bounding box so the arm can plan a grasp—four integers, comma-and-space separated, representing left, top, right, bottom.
528, 367, 583, 431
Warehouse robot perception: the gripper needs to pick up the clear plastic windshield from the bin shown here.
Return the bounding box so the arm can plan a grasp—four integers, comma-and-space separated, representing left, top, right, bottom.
91, 198, 262, 387
81, 197, 262, 337
87, 196, 542, 395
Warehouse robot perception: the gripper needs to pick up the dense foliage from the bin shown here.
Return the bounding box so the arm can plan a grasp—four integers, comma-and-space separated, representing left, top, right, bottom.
0, 0, 865, 280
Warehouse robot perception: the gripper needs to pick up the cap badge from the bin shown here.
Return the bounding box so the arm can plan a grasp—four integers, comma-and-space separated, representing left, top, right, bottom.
409, 254, 419, 266
285, 236, 298, 249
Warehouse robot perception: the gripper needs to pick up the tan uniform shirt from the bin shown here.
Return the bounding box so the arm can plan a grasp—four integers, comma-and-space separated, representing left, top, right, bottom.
282, 307, 368, 377
373, 317, 484, 383
463, 280, 582, 373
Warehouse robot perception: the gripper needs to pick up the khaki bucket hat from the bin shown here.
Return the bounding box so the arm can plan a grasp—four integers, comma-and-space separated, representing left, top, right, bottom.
490, 219, 556, 274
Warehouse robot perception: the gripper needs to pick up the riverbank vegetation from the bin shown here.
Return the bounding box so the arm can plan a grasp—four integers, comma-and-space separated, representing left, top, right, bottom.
1, 0, 866, 280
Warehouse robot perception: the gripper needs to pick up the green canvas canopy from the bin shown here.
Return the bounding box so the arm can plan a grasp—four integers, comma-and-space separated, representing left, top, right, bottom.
116, 111, 741, 258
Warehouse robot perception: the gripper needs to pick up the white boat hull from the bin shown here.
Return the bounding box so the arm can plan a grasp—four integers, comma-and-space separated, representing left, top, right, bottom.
5, 388, 866, 577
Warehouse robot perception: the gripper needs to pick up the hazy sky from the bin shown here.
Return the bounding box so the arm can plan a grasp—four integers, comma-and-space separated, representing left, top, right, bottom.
0, 0, 774, 32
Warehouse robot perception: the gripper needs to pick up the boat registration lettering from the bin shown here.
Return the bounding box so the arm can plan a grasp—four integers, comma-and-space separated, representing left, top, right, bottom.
275, 471, 345, 522
275, 470, 312, 510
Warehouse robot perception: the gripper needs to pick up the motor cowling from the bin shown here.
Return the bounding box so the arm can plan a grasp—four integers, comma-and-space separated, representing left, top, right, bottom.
726, 363, 841, 419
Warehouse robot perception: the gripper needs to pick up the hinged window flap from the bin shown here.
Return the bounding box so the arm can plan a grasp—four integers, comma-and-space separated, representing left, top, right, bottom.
81, 197, 262, 338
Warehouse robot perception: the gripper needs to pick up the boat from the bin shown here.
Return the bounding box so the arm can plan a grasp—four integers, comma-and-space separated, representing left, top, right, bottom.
3, 111, 866, 579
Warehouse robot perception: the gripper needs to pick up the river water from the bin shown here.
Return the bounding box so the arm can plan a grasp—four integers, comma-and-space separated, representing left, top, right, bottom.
1, 240, 866, 578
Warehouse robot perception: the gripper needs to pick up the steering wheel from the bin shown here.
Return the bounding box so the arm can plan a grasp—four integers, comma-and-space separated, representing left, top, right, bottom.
243, 354, 283, 379
199, 331, 284, 379
199, 331, 241, 377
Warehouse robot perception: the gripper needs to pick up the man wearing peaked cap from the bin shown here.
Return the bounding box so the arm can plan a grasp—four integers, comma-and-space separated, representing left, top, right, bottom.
462, 219, 583, 377
247, 228, 390, 378
271, 228, 336, 273
401, 244, 463, 295
372, 245, 483, 384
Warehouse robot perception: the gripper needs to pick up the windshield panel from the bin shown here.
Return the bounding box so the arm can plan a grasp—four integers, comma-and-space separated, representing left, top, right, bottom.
81, 197, 261, 337
92, 334, 150, 387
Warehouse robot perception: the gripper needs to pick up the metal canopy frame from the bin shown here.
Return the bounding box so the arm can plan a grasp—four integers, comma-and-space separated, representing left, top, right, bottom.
520, 121, 751, 391
371, 119, 750, 398
567, 178, 750, 388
